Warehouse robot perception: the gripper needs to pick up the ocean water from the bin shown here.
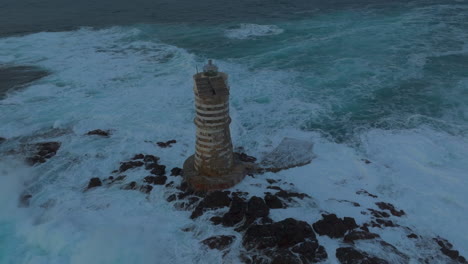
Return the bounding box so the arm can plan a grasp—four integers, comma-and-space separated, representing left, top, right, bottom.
1, 1, 468, 263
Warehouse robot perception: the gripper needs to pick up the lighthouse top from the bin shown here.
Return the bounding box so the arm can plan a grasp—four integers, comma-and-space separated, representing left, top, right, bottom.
203, 59, 219, 76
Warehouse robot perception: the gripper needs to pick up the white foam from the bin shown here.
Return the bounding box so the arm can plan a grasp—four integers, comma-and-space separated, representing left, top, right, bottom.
0, 25, 467, 263
224, 24, 284, 39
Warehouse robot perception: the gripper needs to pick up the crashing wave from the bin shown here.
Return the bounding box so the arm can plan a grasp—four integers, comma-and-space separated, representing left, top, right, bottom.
225, 24, 284, 39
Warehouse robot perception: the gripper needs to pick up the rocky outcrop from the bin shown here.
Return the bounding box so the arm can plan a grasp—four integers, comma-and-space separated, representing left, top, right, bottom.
375, 202, 405, 217
87, 177, 102, 189
26, 142, 61, 165
170, 167, 183, 176
313, 214, 358, 238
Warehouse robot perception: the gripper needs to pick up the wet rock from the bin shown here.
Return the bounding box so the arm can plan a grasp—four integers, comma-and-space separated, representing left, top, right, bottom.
143, 154, 160, 164
86, 129, 110, 137
203, 191, 231, 209
238, 153, 257, 163
276, 190, 310, 201
131, 154, 145, 160
191, 191, 231, 219
267, 186, 282, 191
266, 179, 278, 184
26, 142, 61, 165
154, 176, 167, 185
201, 235, 235, 250
271, 250, 301, 264
368, 209, 390, 218
210, 216, 223, 225
119, 161, 144, 172
246, 196, 269, 220
0, 137, 5, 144
313, 214, 358, 238
222, 196, 247, 227
0, 65, 49, 100
407, 233, 418, 239
361, 159, 372, 164
356, 189, 378, 198
19, 193, 32, 207
336, 247, 388, 264
343, 230, 380, 243
150, 165, 166, 176
337, 200, 361, 207
375, 202, 405, 217
292, 242, 328, 263
87, 177, 102, 189
243, 218, 316, 250
264, 193, 284, 209
434, 237, 465, 261
170, 167, 183, 176
157, 139, 177, 148
123, 181, 137, 190
166, 194, 176, 202
139, 184, 153, 194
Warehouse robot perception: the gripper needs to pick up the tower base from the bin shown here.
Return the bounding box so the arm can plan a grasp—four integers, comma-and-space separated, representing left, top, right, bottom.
183, 154, 247, 191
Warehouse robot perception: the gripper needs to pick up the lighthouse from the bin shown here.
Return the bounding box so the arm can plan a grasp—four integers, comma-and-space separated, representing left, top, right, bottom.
183, 60, 246, 191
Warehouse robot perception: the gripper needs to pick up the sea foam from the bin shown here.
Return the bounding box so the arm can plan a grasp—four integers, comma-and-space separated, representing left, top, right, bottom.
225, 24, 284, 39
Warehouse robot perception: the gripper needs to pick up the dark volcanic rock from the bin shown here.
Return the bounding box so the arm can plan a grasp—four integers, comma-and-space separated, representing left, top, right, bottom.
150, 165, 166, 176
201, 235, 235, 250
238, 153, 257, 163
191, 191, 231, 219
87, 177, 102, 189
166, 194, 176, 202
313, 214, 358, 238
222, 196, 247, 227
170, 167, 183, 176
264, 194, 284, 209
119, 161, 144, 172
86, 129, 110, 137
0, 137, 5, 144
271, 250, 301, 264
26, 142, 61, 165
336, 247, 388, 264
291, 242, 328, 263
157, 139, 177, 148
276, 190, 310, 201
131, 154, 145, 160
375, 202, 405, 217
375, 219, 397, 227
243, 218, 316, 250
343, 231, 380, 243
434, 237, 466, 262
246, 196, 269, 220
143, 154, 160, 164
356, 189, 378, 198
139, 184, 153, 194
210, 216, 223, 225
368, 209, 390, 218
153, 176, 167, 185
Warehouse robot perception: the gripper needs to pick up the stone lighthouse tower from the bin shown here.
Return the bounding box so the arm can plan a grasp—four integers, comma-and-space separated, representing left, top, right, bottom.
183, 60, 246, 190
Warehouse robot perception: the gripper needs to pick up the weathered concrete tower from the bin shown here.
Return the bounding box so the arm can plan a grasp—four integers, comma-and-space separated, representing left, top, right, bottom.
183, 60, 246, 190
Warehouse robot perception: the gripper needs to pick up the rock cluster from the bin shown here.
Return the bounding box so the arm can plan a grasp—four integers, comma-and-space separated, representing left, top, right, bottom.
26, 142, 61, 165
86, 129, 110, 137
156, 140, 176, 148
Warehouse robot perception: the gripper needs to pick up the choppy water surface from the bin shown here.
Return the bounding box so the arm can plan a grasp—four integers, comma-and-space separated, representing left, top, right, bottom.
1, 0, 468, 263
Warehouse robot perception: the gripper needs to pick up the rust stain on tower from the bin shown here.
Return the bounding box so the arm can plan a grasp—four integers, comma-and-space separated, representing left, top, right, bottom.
183, 60, 247, 191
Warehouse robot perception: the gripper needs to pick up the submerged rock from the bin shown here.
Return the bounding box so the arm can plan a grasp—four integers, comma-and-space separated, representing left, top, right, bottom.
261, 137, 315, 172
201, 235, 235, 250
343, 230, 380, 243
0, 137, 6, 144
26, 141, 61, 165
86, 129, 110, 137
0, 65, 49, 100
157, 139, 177, 148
